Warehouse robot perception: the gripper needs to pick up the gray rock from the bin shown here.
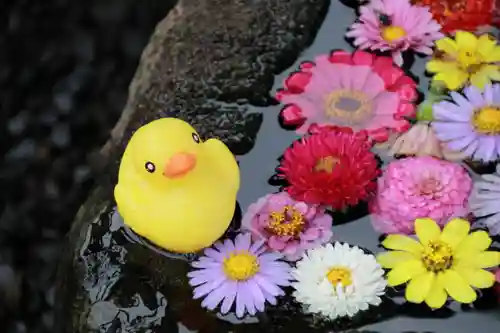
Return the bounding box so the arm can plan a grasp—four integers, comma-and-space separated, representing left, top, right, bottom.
55, 0, 339, 332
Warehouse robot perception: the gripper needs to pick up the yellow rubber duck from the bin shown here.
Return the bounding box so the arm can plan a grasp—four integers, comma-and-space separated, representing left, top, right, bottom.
114, 117, 240, 253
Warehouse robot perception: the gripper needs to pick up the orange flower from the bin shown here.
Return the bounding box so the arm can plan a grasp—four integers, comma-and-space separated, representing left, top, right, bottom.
411, 0, 496, 33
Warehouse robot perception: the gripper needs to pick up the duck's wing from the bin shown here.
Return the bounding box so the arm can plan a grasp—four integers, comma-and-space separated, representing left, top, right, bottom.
204, 138, 240, 192
114, 183, 147, 229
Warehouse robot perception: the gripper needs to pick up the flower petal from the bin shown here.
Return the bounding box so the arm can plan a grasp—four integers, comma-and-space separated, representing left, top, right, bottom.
470, 251, 500, 269
470, 70, 491, 89
376, 251, 418, 269
387, 259, 427, 286
453, 266, 495, 289
415, 218, 441, 246
435, 37, 458, 57
405, 271, 435, 304
439, 269, 477, 304
454, 231, 492, 258
382, 235, 423, 254
455, 31, 478, 50
439, 218, 470, 249
424, 275, 448, 309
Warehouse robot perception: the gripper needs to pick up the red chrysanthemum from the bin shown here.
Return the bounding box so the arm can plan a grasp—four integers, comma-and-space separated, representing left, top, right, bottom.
411, 0, 498, 33
277, 128, 381, 210
275, 50, 417, 143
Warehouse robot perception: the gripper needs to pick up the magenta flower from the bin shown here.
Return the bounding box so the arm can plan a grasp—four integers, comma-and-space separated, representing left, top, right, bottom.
346, 0, 444, 66
188, 233, 292, 318
242, 192, 333, 261
369, 156, 472, 234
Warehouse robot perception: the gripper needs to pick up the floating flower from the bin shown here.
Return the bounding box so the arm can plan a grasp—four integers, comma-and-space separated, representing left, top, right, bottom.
346, 0, 444, 66
377, 218, 500, 308
241, 192, 333, 261
470, 163, 500, 235
411, 0, 497, 33
277, 128, 380, 210
432, 84, 500, 162
383, 121, 466, 161
276, 50, 417, 143
426, 32, 500, 90
188, 233, 292, 317
370, 156, 472, 234
291, 242, 387, 320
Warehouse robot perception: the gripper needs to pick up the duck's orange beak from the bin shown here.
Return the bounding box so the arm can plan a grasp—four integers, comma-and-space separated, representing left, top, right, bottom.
163, 152, 197, 178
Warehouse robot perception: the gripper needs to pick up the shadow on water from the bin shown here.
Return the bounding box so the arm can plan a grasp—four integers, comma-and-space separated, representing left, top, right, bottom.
70, 1, 500, 333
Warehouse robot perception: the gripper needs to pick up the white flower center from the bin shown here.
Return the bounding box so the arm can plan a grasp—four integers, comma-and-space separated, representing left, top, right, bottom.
326, 266, 352, 288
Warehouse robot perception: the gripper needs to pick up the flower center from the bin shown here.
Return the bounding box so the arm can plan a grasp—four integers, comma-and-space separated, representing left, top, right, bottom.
223, 251, 260, 281
421, 240, 453, 272
417, 177, 442, 196
381, 26, 407, 42
324, 90, 372, 124
473, 107, 500, 135
458, 50, 483, 70
268, 205, 305, 237
314, 156, 340, 173
326, 266, 353, 287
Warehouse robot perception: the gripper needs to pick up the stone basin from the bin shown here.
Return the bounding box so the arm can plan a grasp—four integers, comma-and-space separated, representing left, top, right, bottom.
55, 0, 500, 332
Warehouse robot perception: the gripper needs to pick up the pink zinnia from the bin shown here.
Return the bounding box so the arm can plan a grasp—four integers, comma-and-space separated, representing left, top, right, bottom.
346, 0, 444, 66
242, 192, 333, 261
370, 156, 472, 234
276, 50, 417, 143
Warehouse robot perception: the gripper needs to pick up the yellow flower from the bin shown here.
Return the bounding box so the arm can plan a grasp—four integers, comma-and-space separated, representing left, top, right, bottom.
377, 218, 500, 309
426, 31, 500, 91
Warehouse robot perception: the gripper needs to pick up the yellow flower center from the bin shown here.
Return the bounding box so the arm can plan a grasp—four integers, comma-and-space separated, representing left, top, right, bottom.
326, 266, 353, 287
268, 205, 305, 237
223, 251, 260, 281
421, 240, 453, 272
314, 156, 340, 173
473, 107, 500, 135
324, 89, 372, 123
381, 26, 407, 42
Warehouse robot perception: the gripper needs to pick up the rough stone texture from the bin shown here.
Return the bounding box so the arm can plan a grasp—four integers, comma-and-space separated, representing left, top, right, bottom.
97, 0, 332, 175
55, 0, 332, 332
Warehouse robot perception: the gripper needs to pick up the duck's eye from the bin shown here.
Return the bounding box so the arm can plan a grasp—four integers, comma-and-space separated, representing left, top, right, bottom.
192, 133, 201, 143
145, 161, 156, 173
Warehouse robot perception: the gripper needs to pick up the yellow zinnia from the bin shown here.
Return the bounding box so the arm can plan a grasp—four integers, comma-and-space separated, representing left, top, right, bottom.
377, 218, 500, 309
426, 31, 500, 91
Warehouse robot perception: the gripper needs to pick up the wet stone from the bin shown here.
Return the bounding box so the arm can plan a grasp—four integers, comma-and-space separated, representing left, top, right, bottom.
55, 0, 331, 331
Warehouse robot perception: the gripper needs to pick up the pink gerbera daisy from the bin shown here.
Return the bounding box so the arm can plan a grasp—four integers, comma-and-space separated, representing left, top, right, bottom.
345, 0, 444, 66
276, 50, 418, 142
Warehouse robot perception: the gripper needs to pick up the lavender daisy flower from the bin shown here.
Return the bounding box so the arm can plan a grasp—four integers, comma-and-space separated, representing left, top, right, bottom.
470, 163, 500, 235
188, 233, 292, 318
432, 84, 500, 163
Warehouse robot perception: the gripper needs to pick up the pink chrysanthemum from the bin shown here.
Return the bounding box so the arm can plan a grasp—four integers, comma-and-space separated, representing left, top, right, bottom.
369, 156, 472, 234
276, 50, 417, 143
241, 192, 333, 261
346, 0, 444, 66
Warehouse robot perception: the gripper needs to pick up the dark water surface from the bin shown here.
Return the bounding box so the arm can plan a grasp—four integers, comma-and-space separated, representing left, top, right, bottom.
72, 1, 500, 333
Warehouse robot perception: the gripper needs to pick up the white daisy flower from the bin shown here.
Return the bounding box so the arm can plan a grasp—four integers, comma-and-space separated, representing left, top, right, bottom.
470, 163, 500, 235
291, 242, 386, 320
